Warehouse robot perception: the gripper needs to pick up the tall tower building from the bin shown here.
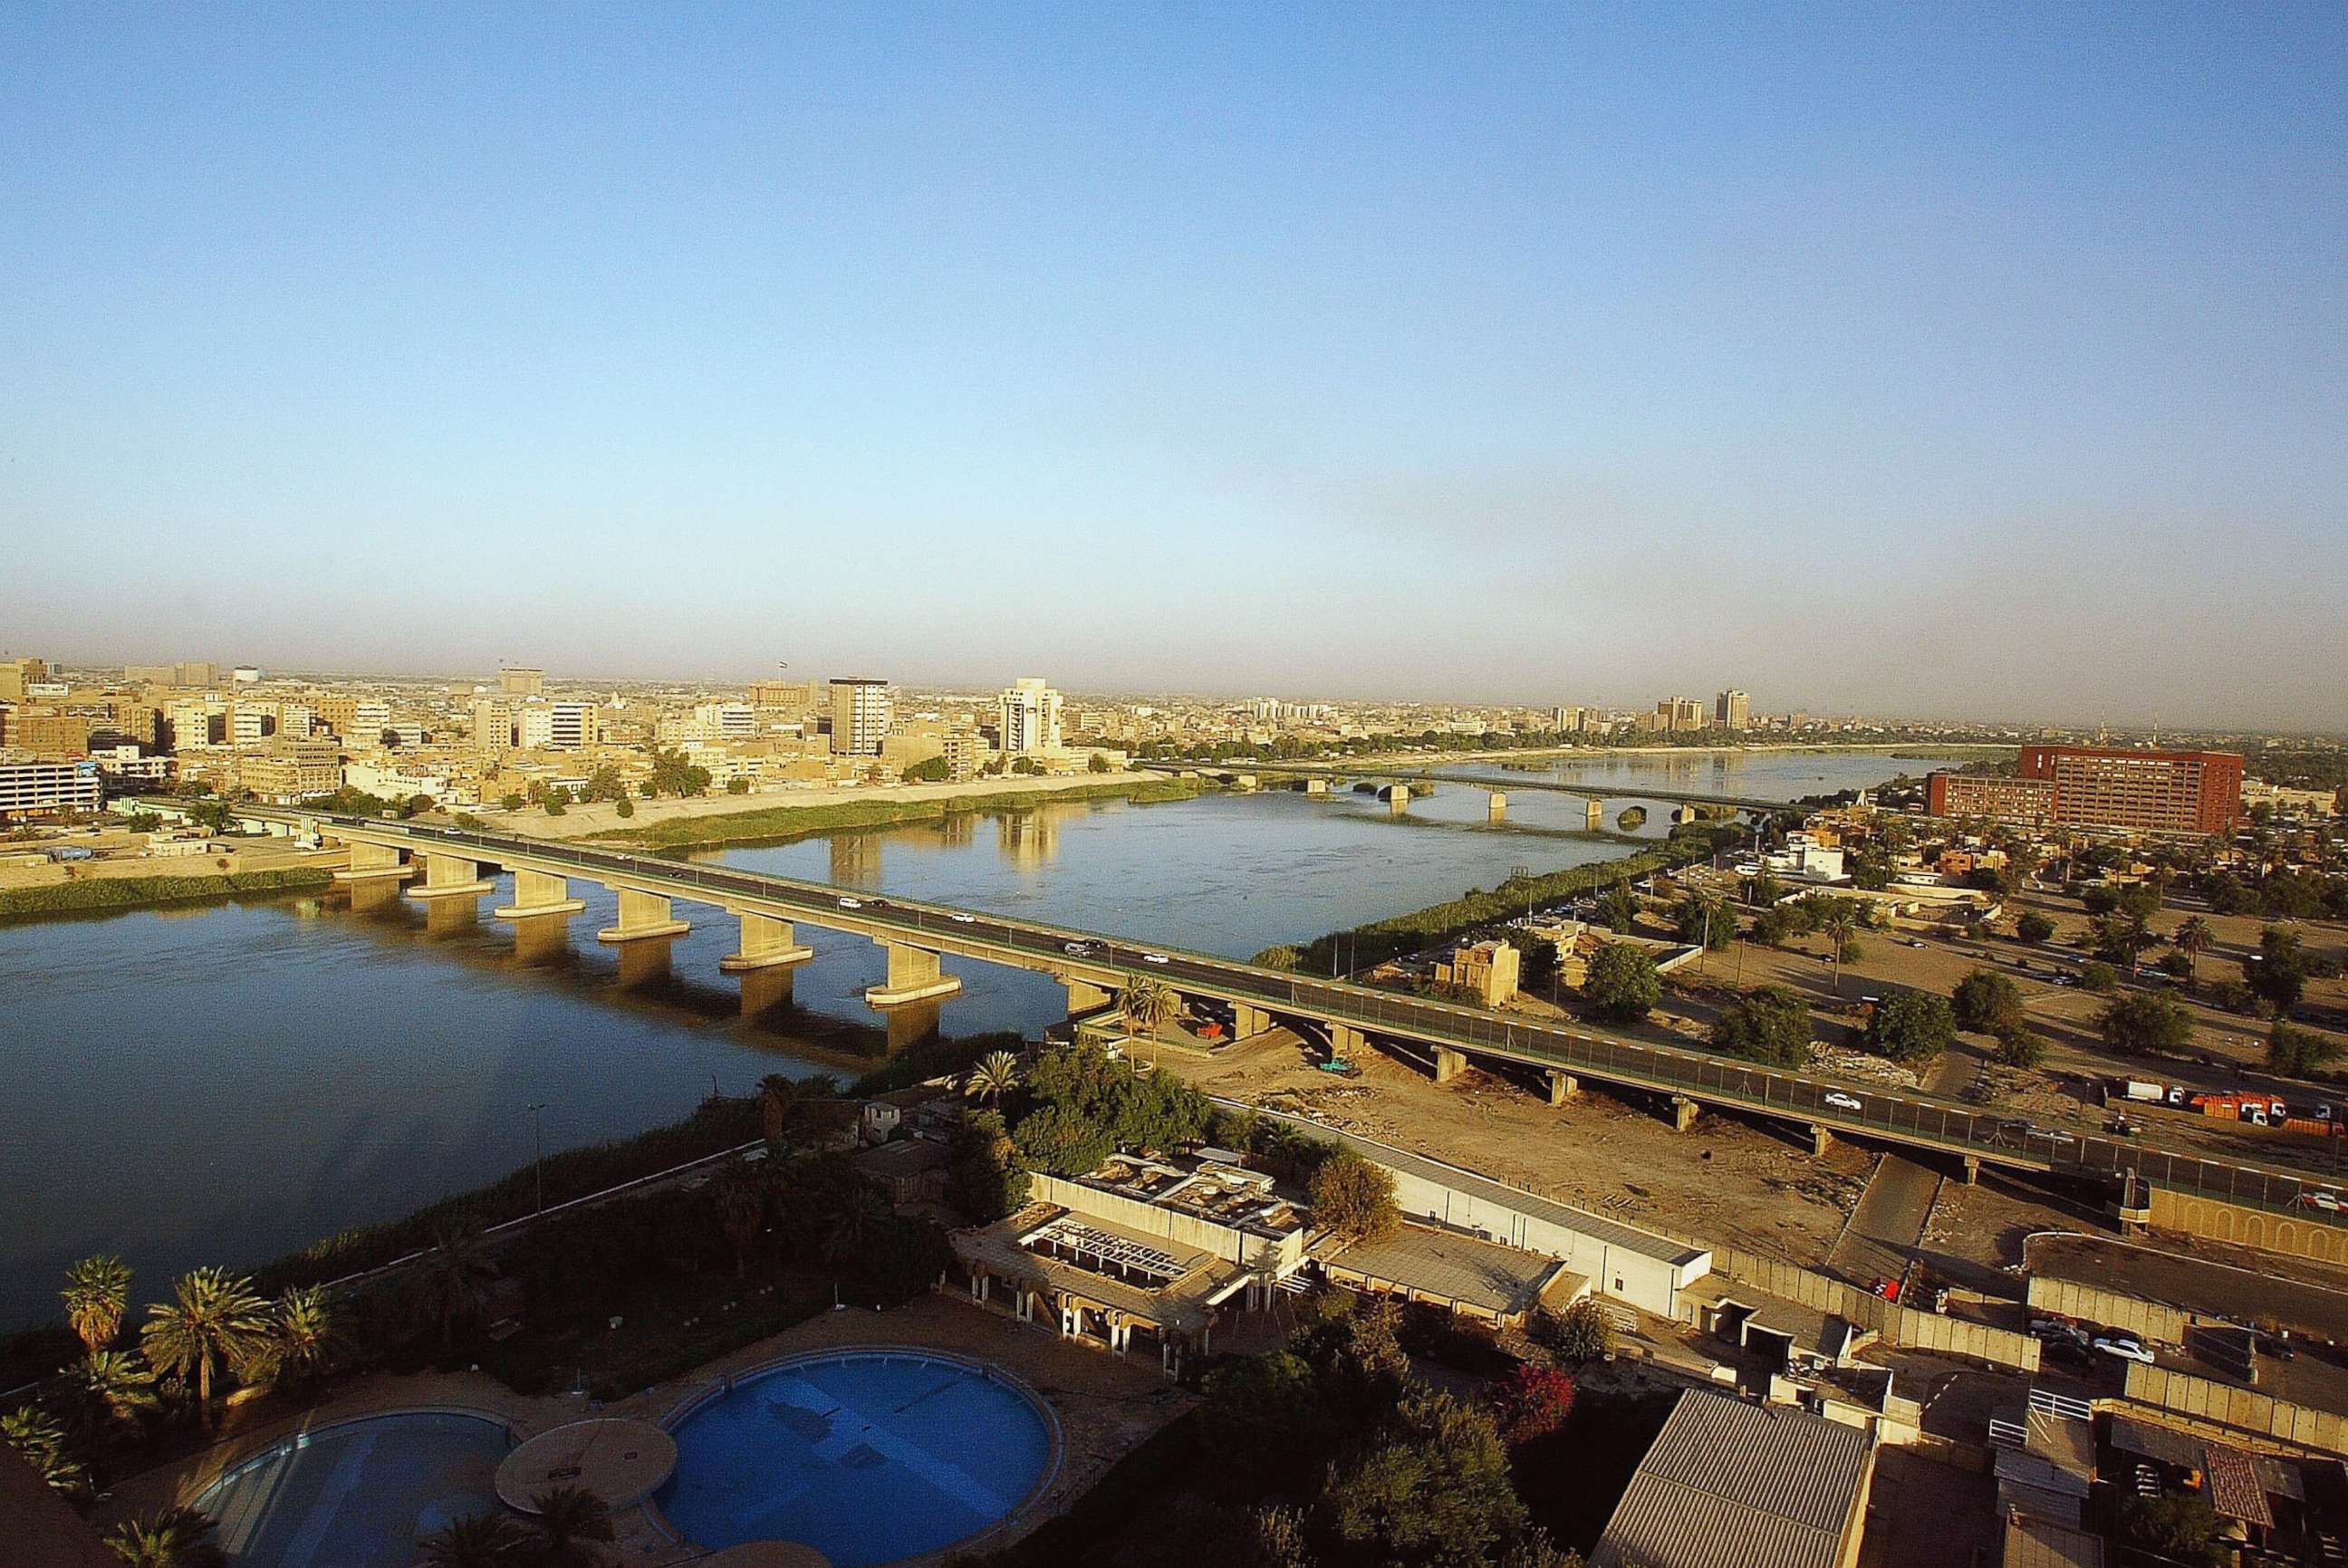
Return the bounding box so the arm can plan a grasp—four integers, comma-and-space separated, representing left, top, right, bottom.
997, 678, 1063, 755
499, 667, 545, 698
827, 678, 892, 755
1715, 689, 1750, 730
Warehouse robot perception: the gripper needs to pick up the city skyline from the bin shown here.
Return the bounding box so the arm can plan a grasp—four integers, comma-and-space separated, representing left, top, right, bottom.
5, 7, 2343, 728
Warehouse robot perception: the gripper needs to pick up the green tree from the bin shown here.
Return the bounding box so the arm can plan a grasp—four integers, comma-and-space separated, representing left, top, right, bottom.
2079, 961, 2118, 994
1711, 986, 1812, 1067
1011, 1102, 1117, 1176
1202, 1351, 1332, 1493
140, 1269, 273, 1432
1308, 1150, 1400, 1245
499, 792, 526, 813
947, 1108, 1031, 1222
614, 795, 633, 818
901, 755, 949, 783
526, 1486, 615, 1568
1869, 992, 1955, 1064
1253, 944, 1304, 972
403, 1217, 498, 1344
1088, 752, 1111, 774
1593, 883, 1639, 935
72, 1348, 160, 1429
1675, 894, 1733, 950
2267, 1022, 2342, 1079
1120, 972, 1181, 1038
648, 747, 712, 798
1540, 1297, 1617, 1362
417, 1511, 532, 1567
2118, 1492, 2223, 1568
267, 1285, 343, 1387
725, 774, 751, 794
711, 1158, 767, 1278
962, 1049, 1023, 1107
1319, 1386, 1539, 1568
1993, 1029, 2046, 1069
101, 1506, 226, 1568
2172, 915, 2215, 985
3, 1403, 88, 1498
2015, 910, 2054, 944
2098, 991, 2197, 1056
1582, 941, 1660, 1023
1951, 968, 2026, 1034
63, 1255, 133, 1352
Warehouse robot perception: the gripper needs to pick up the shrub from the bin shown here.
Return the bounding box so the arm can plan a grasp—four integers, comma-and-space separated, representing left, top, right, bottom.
1992, 1028, 2046, 1070
1490, 1362, 1577, 1447
2080, 961, 2118, 994
1539, 1298, 1617, 1362
1869, 992, 1955, 1064
2016, 911, 2055, 944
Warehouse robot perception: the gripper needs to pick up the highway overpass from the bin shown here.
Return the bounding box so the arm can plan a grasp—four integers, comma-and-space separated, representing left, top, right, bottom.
219, 804, 2346, 1229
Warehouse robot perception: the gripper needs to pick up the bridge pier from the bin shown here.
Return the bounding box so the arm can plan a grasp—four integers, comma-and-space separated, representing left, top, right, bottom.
1808, 1124, 1833, 1158
1230, 1002, 1272, 1039
334, 840, 412, 882
1330, 1023, 1366, 1060
720, 912, 813, 973
598, 888, 690, 943
1063, 976, 1114, 1015
868, 939, 962, 1007
1388, 784, 1410, 814
1487, 791, 1506, 822
1961, 1154, 1980, 1186
1546, 1070, 1578, 1106
1304, 777, 1330, 797
1431, 1044, 1467, 1084
1584, 800, 1603, 832
1670, 1095, 1699, 1132
494, 868, 585, 920
407, 852, 494, 901
1674, 804, 1701, 825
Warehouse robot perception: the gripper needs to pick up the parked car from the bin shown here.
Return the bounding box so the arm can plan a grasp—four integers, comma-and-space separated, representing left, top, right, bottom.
1824, 1092, 1864, 1113
2093, 1333, 2156, 1365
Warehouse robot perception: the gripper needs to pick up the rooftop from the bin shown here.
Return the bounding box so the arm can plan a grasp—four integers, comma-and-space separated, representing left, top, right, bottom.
1319, 1222, 1580, 1319
1592, 1390, 1874, 1568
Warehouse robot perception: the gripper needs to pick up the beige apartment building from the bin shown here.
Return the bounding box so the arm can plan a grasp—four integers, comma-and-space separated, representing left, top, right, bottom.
235, 737, 343, 803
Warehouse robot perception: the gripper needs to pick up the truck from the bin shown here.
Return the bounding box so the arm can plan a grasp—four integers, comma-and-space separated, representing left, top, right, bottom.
2119, 1080, 2166, 1103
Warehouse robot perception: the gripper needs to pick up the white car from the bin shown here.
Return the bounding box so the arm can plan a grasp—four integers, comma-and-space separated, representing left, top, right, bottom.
1142, 953, 1169, 966
949, 912, 977, 924
2093, 1333, 2155, 1365
837, 897, 862, 909
1824, 1092, 1864, 1113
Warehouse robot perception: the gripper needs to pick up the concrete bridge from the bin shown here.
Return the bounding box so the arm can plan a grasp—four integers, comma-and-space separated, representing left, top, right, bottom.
1144, 760, 1784, 829
218, 803, 2347, 1228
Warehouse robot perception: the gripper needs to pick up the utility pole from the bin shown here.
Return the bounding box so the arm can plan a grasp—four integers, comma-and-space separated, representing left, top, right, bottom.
526, 1101, 548, 1214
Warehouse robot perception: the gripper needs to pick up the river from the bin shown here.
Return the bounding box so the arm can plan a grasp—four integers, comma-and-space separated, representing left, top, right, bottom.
0, 749, 1953, 1327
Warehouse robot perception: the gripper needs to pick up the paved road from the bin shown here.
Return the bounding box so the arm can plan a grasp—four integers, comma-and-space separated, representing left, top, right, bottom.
232, 806, 2348, 1222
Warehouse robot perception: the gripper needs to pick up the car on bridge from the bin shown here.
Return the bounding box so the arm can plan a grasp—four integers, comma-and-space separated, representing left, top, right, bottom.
1824, 1092, 1863, 1113
950, 912, 977, 924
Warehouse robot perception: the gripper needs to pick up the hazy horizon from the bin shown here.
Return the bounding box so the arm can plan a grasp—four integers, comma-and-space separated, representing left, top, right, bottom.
5, 7, 2343, 729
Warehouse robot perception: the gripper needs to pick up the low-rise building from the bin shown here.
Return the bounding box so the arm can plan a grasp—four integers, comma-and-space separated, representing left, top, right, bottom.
1435, 938, 1520, 1005
1592, 1390, 1876, 1568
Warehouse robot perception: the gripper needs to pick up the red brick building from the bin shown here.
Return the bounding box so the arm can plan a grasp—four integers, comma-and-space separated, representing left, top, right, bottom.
1929, 746, 2242, 835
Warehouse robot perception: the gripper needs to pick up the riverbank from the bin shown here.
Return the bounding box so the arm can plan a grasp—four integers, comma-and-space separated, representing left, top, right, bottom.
587, 773, 1201, 851
0, 862, 338, 919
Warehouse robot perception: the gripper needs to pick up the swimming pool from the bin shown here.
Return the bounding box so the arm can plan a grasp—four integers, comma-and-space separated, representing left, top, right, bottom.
654, 1350, 1060, 1566
195, 1409, 512, 1568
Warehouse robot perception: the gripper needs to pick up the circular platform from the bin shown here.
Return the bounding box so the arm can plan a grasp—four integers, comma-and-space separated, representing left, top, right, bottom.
495, 1418, 677, 1513
700, 1545, 834, 1568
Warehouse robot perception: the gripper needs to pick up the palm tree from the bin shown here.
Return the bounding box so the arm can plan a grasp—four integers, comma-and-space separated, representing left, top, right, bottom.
527, 1485, 616, 1568
711, 1159, 766, 1278
760, 1073, 842, 1155
1119, 973, 1179, 1040
417, 1511, 532, 1567
72, 1348, 160, 1429
2174, 915, 2215, 988
270, 1285, 343, 1386
101, 1506, 226, 1568
2, 1403, 88, 1497
406, 1216, 499, 1345
822, 1187, 892, 1264
63, 1255, 133, 1352
962, 1050, 1021, 1106
139, 1269, 273, 1432
1818, 907, 1861, 997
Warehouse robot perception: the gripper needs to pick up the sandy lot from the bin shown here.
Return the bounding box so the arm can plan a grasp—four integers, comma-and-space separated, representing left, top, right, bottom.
1162, 1028, 1876, 1265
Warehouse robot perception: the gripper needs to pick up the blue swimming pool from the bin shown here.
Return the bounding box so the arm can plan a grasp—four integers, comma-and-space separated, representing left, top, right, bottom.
195, 1409, 511, 1568
655, 1350, 1060, 1566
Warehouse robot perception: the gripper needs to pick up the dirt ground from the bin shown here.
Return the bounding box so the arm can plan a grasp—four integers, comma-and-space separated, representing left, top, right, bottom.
1162, 1028, 1875, 1265
0, 829, 333, 890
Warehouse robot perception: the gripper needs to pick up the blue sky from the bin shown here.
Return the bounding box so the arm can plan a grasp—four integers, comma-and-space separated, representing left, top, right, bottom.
4, 5, 2342, 726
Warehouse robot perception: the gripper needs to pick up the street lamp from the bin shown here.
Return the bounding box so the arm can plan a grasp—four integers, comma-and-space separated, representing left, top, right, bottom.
525, 1101, 549, 1214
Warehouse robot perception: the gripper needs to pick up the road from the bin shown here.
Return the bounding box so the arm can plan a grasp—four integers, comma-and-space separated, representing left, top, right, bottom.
225, 804, 2348, 1224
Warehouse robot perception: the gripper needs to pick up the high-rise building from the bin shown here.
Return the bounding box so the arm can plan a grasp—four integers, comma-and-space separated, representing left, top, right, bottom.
499, 667, 545, 698
1928, 746, 2244, 835
232, 666, 262, 684
828, 678, 891, 755
230, 706, 275, 746
1660, 697, 1706, 732
998, 678, 1063, 755
1715, 690, 1750, 730
549, 702, 591, 749
0, 658, 45, 702
174, 661, 219, 688
0, 755, 103, 820
471, 697, 514, 756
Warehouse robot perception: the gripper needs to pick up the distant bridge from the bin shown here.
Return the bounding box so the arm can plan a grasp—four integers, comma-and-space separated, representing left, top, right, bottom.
1137, 759, 1799, 821
174, 802, 2348, 1233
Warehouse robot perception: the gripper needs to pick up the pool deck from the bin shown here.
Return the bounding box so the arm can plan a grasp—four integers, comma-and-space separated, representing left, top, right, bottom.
103, 1291, 1194, 1566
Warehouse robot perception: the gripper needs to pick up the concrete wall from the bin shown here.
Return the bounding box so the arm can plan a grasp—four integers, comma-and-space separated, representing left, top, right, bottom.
2026, 1275, 2189, 1343
2148, 1188, 2348, 1265
1030, 1173, 1302, 1274
1711, 1246, 2043, 1372
2124, 1361, 2348, 1457
1375, 1162, 1696, 1319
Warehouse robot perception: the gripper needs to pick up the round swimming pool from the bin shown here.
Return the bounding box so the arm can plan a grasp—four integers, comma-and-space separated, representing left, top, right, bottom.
654, 1350, 1060, 1566
194, 1409, 511, 1568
